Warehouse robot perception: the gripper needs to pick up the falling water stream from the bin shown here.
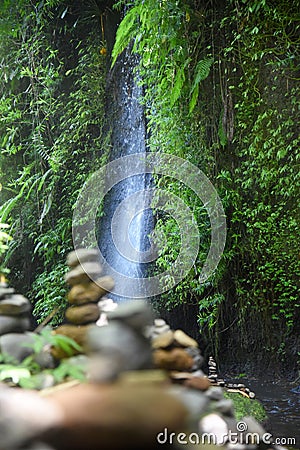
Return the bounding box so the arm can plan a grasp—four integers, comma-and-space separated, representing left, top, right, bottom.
98, 45, 153, 301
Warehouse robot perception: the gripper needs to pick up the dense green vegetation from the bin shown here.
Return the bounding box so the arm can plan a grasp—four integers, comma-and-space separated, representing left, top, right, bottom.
0, 0, 109, 324
0, 0, 299, 372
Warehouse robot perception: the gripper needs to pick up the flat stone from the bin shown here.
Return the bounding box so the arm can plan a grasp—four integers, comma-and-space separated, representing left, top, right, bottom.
65, 304, 100, 325
67, 277, 115, 305
208, 356, 217, 366
183, 376, 211, 391
151, 324, 171, 337
107, 299, 154, 330
0, 316, 30, 336
152, 318, 171, 335
173, 329, 198, 348
154, 318, 168, 327
44, 382, 188, 450
0, 286, 15, 299
153, 348, 194, 371
0, 294, 31, 315
119, 370, 168, 386
65, 262, 103, 286
208, 374, 218, 379
66, 248, 100, 268
170, 370, 206, 381
87, 321, 152, 373
152, 330, 174, 349
170, 371, 192, 380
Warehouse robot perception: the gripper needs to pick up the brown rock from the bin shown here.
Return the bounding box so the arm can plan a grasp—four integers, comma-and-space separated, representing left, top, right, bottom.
183, 377, 211, 391
119, 370, 169, 386
65, 262, 103, 286
153, 348, 194, 371
44, 382, 188, 450
51, 324, 94, 359
169, 371, 193, 381
173, 329, 198, 348
66, 249, 100, 268
65, 304, 100, 325
152, 330, 174, 349
68, 277, 115, 305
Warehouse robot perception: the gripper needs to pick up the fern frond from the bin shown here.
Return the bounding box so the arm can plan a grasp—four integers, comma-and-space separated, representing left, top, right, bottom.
111, 7, 140, 66
170, 66, 185, 106
189, 57, 213, 113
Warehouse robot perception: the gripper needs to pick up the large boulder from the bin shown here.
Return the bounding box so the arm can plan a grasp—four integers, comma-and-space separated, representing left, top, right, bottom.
44, 382, 188, 450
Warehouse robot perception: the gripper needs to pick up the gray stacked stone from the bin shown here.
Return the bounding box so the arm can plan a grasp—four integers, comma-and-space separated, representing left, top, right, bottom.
0, 281, 55, 369
0, 282, 31, 336
208, 356, 256, 398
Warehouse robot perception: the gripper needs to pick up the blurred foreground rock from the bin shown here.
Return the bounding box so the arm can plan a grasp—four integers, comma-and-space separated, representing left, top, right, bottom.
0, 249, 282, 450
43, 381, 189, 450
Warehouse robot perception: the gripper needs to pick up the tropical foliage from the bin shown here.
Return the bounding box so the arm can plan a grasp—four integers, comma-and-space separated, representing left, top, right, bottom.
112, 0, 300, 368
0, 0, 299, 371
0, 0, 109, 324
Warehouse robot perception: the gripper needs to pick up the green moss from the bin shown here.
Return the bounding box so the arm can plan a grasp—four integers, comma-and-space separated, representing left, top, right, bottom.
224, 391, 268, 423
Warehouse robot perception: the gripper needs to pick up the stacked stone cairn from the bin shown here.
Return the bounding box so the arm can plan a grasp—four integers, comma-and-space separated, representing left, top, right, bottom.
51, 248, 115, 360
0, 250, 281, 450
147, 318, 211, 392
208, 356, 256, 399
208, 355, 224, 385
0, 296, 285, 449
0, 280, 56, 375
0, 281, 31, 336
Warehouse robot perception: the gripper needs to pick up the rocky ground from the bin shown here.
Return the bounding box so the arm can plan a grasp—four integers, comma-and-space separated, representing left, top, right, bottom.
0, 249, 286, 450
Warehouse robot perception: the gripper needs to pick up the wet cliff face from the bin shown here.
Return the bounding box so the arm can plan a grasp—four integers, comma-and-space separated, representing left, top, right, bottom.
98, 19, 154, 301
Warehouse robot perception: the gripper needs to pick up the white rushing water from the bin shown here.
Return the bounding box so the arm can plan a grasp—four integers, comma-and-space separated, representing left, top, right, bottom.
98, 47, 154, 301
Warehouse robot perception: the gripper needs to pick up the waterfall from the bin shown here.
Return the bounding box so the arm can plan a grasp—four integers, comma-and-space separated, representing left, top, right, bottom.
98, 45, 154, 302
